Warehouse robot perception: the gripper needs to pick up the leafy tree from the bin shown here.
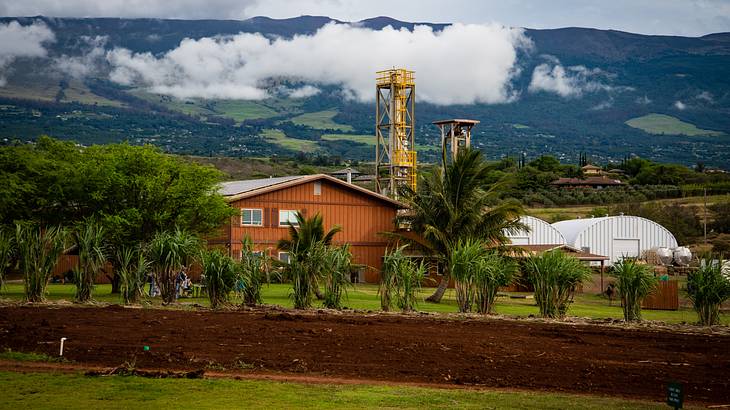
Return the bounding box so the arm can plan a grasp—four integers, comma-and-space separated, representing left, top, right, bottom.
610, 259, 658, 322
72, 220, 107, 303
686, 258, 730, 326
525, 250, 591, 319
15, 224, 67, 302
397, 148, 525, 303
710, 200, 730, 234
529, 155, 562, 173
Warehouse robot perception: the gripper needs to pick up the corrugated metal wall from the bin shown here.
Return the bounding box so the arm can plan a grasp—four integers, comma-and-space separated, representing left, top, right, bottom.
227, 179, 398, 282
507, 216, 566, 245
572, 216, 678, 265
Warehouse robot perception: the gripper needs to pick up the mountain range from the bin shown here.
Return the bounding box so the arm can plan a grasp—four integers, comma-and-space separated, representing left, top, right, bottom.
0, 15, 729, 168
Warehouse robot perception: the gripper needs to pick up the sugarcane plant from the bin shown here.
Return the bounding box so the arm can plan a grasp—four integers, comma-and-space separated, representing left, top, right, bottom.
525, 250, 592, 319
72, 220, 107, 303
449, 240, 483, 313
473, 252, 516, 315
15, 224, 67, 303
200, 248, 238, 309
323, 245, 353, 310
116, 245, 149, 305
686, 255, 730, 326
147, 228, 199, 304
380, 246, 426, 312
0, 228, 14, 291
610, 259, 658, 322
238, 235, 269, 306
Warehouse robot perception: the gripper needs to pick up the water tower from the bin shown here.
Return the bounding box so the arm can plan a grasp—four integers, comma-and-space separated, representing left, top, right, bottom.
433, 119, 480, 165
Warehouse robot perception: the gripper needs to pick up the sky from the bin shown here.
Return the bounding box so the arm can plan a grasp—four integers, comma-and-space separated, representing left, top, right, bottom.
1, 0, 729, 37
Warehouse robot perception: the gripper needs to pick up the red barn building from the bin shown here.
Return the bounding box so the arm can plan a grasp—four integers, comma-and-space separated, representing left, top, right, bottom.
212, 174, 404, 283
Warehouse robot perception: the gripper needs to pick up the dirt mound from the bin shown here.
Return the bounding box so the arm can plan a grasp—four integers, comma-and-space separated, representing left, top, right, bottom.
1, 305, 729, 404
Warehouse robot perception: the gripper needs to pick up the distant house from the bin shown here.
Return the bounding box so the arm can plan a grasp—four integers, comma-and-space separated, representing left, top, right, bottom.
551, 176, 624, 188
581, 164, 603, 176
212, 174, 404, 283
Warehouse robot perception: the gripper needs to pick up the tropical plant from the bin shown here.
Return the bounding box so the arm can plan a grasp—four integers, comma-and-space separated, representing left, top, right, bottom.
525, 250, 592, 318
381, 246, 425, 312
147, 228, 200, 304
15, 224, 67, 302
0, 228, 14, 290
686, 257, 730, 326
473, 252, 516, 315
200, 249, 238, 309
610, 259, 658, 322
449, 240, 484, 313
238, 236, 268, 306
72, 220, 107, 302
286, 243, 327, 309
397, 148, 525, 303
277, 212, 341, 308
323, 245, 353, 310
116, 246, 149, 305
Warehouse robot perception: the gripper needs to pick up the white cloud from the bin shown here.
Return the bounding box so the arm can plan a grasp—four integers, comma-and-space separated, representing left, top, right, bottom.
528, 61, 613, 98
695, 91, 713, 103
54, 35, 107, 79
0, 21, 55, 86
635, 95, 651, 105
105, 22, 531, 104
286, 85, 321, 99
674, 100, 686, 110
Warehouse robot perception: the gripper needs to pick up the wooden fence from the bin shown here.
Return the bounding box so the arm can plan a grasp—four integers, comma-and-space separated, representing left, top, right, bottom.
642, 280, 679, 311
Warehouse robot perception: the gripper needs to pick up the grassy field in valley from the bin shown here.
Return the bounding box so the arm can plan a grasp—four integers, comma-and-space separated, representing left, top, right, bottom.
291, 110, 354, 131
261, 129, 319, 152
625, 113, 724, 136
0, 282, 722, 324
0, 371, 674, 410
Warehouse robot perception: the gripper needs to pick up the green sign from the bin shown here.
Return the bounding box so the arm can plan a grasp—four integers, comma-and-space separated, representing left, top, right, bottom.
667, 381, 683, 409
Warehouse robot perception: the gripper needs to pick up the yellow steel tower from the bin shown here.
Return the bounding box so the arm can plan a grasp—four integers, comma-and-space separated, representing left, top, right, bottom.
375, 68, 417, 199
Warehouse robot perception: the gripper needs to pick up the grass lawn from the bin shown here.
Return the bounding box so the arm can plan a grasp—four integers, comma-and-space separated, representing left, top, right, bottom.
0, 371, 672, 410
322, 133, 375, 146
291, 110, 354, 131
261, 129, 320, 153
1, 282, 721, 324
625, 113, 724, 136
211, 100, 278, 123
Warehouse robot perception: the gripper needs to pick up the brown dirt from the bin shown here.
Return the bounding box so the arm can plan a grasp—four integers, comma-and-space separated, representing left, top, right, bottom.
1, 305, 729, 404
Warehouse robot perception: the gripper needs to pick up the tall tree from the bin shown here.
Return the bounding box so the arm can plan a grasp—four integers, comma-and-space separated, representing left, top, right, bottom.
397, 148, 525, 303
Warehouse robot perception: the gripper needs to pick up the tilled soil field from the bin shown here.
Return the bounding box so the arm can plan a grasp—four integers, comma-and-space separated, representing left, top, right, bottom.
1, 305, 729, 404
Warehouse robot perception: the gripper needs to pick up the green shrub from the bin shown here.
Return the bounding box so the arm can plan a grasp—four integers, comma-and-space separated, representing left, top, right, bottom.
686, 257, 730, 326
610, 259, 658, 322
71, 220, 106, 303
116, 246, 148, 305
238, 237, 269, 306
0, 229, 14, 291
200, 249, 238, 309
449, 240, 482, 313
15, 224, 67, 303
381, 246, 425, 312
323, 245, 353, 310
147, 229, 199, 304
525, 250, 591, 318
473, 252, 516, 315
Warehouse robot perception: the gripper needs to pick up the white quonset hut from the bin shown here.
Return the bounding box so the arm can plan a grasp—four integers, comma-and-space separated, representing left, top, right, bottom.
552, 216, 678, 265
506, 216, 566, 245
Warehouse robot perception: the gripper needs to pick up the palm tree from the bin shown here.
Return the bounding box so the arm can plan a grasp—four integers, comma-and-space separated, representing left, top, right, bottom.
277, 211, 341, 303
397, 148, 525, 303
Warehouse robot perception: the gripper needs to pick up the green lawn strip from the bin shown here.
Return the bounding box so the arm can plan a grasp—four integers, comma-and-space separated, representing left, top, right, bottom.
1, 283, 723, 324
0, 349, 62, 363
625, 113, 724, 136
212, 100, 278, 123
291, 110, 354, 131
0, 371, 670, 410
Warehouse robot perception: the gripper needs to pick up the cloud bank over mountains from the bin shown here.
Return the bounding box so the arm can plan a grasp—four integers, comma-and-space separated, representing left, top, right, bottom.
106, 23, 532, 105
1, 19, 628, 105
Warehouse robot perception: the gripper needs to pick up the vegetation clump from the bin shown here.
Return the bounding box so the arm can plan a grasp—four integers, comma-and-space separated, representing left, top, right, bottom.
148, 229, 199, 304
200, 249, 238, 309
610, 259, 657, 322
686, 256, 730, 326
15, 224, 67, 303
238, 236, 269, 306
116, 246, 149, 305
525, 250, 591, 319
71, 220, 106, 303
380, 246, 426, 312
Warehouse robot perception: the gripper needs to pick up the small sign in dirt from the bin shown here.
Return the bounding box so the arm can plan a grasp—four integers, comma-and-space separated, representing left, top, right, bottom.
667, 381, 683, 409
